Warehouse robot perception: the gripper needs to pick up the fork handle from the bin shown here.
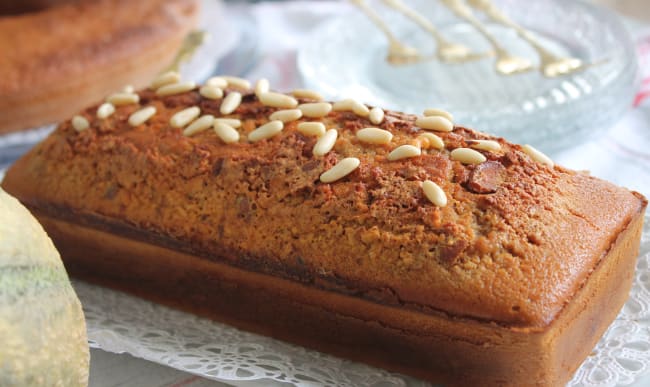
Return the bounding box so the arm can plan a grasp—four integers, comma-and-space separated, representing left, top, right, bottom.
440, 0, 505, 53
466, 0, 551, 55
381, 0, 447, 43
350, 0, 402, 46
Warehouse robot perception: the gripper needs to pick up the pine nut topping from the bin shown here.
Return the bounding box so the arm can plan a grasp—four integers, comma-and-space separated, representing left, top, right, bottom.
213, 121, 240, 144
332, 99, 369, 116
357, 127, 393, 145
221, 91, 242, 115
291, 89, 324, 101
259, 92, 298, 109
183, 114, 215, 136
369, 107, 384, 125
122, 85, 135, 94
96, 103, 115, 119
72, 115, 89, 132
313, 129, 338, 156
297, 122, 326, 137
170, 106, 201, 128
388, 144, 422, 161
156, 81, 197, 97
352, 101, 370, 117
299, 102, 332, 118
417, 132, 444, 150
450, 148, 487, 164
221, 76, 251, 90
128, 106, 157, 127
423, 108, 454, 121
206, 76, 228, 89
469, 139, 501, 152
248, 120, 284, 142
270, 109, 302, 123
214, 118, 241, 128
107, 92, 139, 106
416, 116, 454, 132
151, 71, 181, 90
422, 180, 447, 207
332, 99, 355, 111
255, 78, 270, 96
320, 157, 360, 183
199, 85, 223, 100
522, 144, 554, 167
214, 118, 242, 128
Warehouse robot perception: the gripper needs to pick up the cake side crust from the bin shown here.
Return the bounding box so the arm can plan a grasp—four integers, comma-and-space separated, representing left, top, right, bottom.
28, 203, 645, 386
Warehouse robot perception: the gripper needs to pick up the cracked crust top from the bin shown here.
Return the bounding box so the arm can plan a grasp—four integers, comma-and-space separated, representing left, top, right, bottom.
3, 86, 647, 328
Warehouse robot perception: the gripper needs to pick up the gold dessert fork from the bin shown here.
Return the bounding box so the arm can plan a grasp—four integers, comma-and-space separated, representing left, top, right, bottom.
350, 0, 421, 65
380, 0, 486, 63
466, 0, 585, 77
440, 0, 533, 75
165, 30, 210, 73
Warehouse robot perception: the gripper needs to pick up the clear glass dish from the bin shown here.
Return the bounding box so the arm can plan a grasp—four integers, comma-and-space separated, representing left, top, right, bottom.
297, 0, 638, 154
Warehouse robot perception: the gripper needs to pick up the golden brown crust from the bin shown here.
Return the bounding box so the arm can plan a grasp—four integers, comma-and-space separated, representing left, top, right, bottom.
0, 0, 199, 133
28, 198, 645, 386
3, 86, 647, 329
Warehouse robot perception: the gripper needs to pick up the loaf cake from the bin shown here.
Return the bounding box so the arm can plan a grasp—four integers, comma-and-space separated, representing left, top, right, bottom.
0, 0, 199, 133
2, 75, 647, 386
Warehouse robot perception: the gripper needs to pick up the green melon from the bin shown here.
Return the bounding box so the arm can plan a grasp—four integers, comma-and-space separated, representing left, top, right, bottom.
0, 188, 89, 386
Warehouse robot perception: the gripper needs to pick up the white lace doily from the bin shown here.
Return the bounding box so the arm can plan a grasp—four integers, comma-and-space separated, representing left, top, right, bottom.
74, 211, 650, 387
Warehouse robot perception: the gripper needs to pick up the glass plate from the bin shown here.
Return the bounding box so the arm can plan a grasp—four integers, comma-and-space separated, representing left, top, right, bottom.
297, 0, 638, 154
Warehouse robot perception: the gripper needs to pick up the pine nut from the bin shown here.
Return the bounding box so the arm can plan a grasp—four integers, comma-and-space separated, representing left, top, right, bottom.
333, 99, 355, 111
357, 127, 393, 145
156, 81, 196, 97
469, 139, 501, 152
416, 116, 453, 132
170, 106, 201, 128
297, 122, 326, 137
422, 180, 447, 207
248, 120, 284, 142
183, 114, 215, 136
151, 71, 181, 89
450, 148, 486, 164
107, 92, 139, 106
255, 78, 270, 96
199, 85, 223, 100
213, 122, 240, 144
388, 144, 421, 161
299, 102, 332, 118
332, 99, 369, 116
221, 92, 242, 115
96, 103, 115, 119
221, 76, 251, 90
206, 76, 228, 89
270, 109, 302, 123
369, 107, 384, 124
72, 115, 89, 132
258, 92, 298, 109
423, 108, 453, 121
352, 101, 370, 117
417, 133, 444, 150
128, 106, 157, 127
522, 144, 554, 167
320, 157, 360, 183
291, 89, 324, 101
313, 129, 338, 156
214, 118, 242, 128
